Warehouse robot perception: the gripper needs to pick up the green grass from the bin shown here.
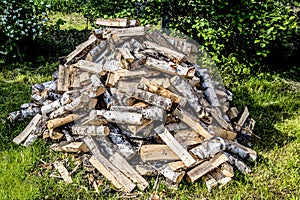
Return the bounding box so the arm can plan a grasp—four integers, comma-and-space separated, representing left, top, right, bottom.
0, 13, 300, 199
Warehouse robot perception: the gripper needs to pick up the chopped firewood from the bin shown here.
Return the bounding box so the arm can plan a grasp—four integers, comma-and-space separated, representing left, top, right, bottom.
155, 125, 196, 167
209, 125, 237, 140
223, 152, 251, 174
189, 137, 225, 159
96, 18, 129, 27
204, 174, 218, 191
135, 165, 158, 176
109, 152, 149, 191
157, 165, 185, 184
13, 114, 42, 145
187, 153, 228, 182
47, 114, 80, 129
140, 145, 180, 162
168, 161, 186, 172
210, 168, 232, 188
72, 125, 110, 136
173, 129, 204, 148
224, 139, 257, 162
220, 162, 234, 178
91, 110, 143, 125
22, 133, 38, 147
53, 161, 73, 183
235, 107, 249, 132
103, 26, 145, 38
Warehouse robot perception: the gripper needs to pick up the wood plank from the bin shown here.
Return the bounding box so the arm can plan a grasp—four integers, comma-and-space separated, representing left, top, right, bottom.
168, 161, 186, 171
13, 114, 42, 144
103, 26, 145, 38
187, 153, 228, 182
235, 107, 249, 132
209, 125, 237, 140
140, 145, 180, 162
109, 152, 148, 191
220, 162, 234, 178
154, 125, 196, 167
53, 161, 73, 183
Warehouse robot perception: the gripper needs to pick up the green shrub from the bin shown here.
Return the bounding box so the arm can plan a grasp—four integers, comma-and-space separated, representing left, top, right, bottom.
33, 0, 86, 14
0, 0, 50, 60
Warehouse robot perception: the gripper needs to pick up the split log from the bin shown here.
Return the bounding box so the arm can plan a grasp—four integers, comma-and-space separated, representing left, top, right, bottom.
117, 48, 135, 69
57, 65, 69, 92
65, 35, 98, 64
109, 152, 149, 191
158, 165, 185, 184
22, 133, 38, 147
208, 125, 237, 140
135, 165, 158, 176
13, 114, 42, 144
223, 152, 251, 174
204, 174, 218, 191
92, 110, 143, 125
126, 88, 173, 111
235, 107, 249, 132
72, 125, 110, 136
224, 139, 257, 162
210, 169, 232, 188
165, 122, 188, 132
46, 114, 80, 129
210, 108, 233, 131
190, 137, 225, 159
53, 161, 73, 183
143, 41, 186, 62
154, 125, 196, 167
168, 161, 186, 172
187, 153, 228, 182
173, 108, 213, 139
73, 60, 107, 74
103, 26, 145, 38
220, 162, 234, 178
140, 145, 180, 162
96, 18, 129, 27
61, 142, 89, 153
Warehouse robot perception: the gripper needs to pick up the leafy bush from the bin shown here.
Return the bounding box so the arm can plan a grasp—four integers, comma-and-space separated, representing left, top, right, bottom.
0, 0, 50, 60
33, 0, 86, 14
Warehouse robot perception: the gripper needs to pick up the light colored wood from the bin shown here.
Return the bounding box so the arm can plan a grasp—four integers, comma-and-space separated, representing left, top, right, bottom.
139, 77, 182, 103
109, 152, 148, 191
60, 142, 89, 153
96, 18, 129, 27
155, 125, 196, 167
47, 114, 80, 129
168, 161, 186, 171
126, 88, 173, 111
210, 169, 232, 188
190, 137, 225, 159
228, 107, 239, 120
158, 165, 185, 183
220, 162, 234, 178
53, 161, 73, 183
210, 108, 233, 131
41, 99, 61, 114
235, 107, 249, 132
103, 26, 145, 38
72, 125, 110, 136
204, 174, 218, 191
74, 60, 105, 74
140, 145, 180, 162
93, 110, 143, 125
135, 165, 158, 176
173, 108, 213, 139
209, 125, 237, 140
65, 35, 97, 64
118, 48, 135, 68
22, 133, 38, 147
143, 41, 186, 62
187, 153, 228, 182
13, 114, 42, 144
57, 65, 69, 92
173, 129, 204, 148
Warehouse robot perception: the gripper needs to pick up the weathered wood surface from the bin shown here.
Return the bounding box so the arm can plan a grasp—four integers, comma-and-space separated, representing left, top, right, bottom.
103, 26, 145, 38
72, 125, 110, 136
53, 161, 73, 183
96, 18, 129, 27
140, 145, 180, 161
190, 137, 225, 159
235, 107, 249, 132
47, 114, 80, 129
225, 139, 257, 162
92, 110, 143, 125
13, 114, 42, 144
109, 152, 149, 191
158, 165, 185, 183
209, 125, 237, 140
155, 125, 196, 167
187, 153, 228, 182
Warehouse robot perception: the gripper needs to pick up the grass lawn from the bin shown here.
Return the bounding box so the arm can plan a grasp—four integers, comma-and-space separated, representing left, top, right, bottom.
0, 13, 299, 199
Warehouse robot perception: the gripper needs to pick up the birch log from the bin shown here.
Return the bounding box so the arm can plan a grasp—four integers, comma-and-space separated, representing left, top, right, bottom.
190, 137, 225, 159
47, 114, 80, 129
92, 110, 143, 125
223, 152, 251, 174
224, 139, 257, 162
72, 125, 110, 136
96, 18, 129, 27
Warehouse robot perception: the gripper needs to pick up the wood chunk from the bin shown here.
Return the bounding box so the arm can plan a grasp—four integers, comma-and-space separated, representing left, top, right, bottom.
209, 125, 237, 140
158, 165, 185, 184
173, 108, 213, 139
65, 35, 97, 64
13, 114, 42, 144
187, 153, 228, 182
61, 142, 89, 153
109, 152, 148, 191
140, 145, 180, 162
118, 48, 135, 69
143, 41, 186, 62
235, 107, 249, 132
57, 65, 69, 92
72, 125, 110, 136
53, 161, 73, 183
190, 137, 225, 159
103, 26, 145, 38
210, 168, 232, 188
204, 174, 218, 191
135, 165, 158, 176
92, 110, 143, 125
126, 88, 173, 111
155, 125, 196, 167
223, 152, 251, 174
224, 139, 257, 162
173, 129, 204, 148
96, 18, 129, 27
210, 108, 233, 131
168, 161, 186, 171
220, 162, 234, 178
22, 133, 38, 147
47, 114, 80, 129
74, 60, 106, 74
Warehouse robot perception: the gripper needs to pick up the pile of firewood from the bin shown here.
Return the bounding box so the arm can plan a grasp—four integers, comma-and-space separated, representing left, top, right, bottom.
9, 18, 257, 193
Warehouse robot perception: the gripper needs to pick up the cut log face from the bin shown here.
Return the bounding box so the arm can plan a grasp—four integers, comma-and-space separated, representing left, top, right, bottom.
140, 145, 180, 162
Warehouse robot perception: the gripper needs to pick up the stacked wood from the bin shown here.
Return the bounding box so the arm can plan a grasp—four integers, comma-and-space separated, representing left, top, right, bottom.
10, 18, 258, 193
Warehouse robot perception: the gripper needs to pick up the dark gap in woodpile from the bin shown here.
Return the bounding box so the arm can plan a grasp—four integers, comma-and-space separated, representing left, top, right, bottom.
9, 18, 258, 194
